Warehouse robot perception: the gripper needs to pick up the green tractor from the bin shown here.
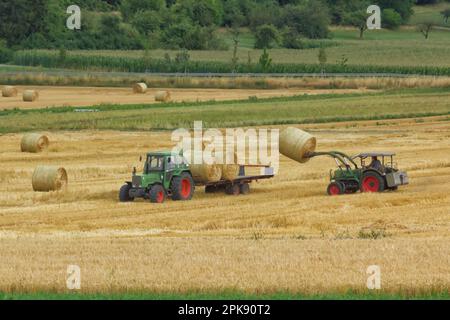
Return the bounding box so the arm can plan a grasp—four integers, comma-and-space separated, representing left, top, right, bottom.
119, 151, 194, 203
306, 151, 409, 196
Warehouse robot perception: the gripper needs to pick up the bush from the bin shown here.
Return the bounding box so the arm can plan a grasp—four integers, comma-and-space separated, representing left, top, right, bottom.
254, 24, 280, 49
382, 8, 402, 29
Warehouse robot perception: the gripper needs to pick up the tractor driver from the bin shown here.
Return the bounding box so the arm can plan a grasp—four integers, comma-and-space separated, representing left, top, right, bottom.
368, 156, 383, 171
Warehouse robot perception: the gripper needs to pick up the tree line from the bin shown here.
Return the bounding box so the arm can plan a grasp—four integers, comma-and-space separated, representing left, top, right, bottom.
0, 0, 448, 52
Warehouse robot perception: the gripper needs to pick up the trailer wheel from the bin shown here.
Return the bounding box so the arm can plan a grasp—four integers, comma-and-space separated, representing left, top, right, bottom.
361, 171, 385, 193
327, 182, 344, 196
240, 183, 250, 195
172, 172, 195, 200
149, 185, 166, 203
225, 184, 240, 195
119, 184, 134, 202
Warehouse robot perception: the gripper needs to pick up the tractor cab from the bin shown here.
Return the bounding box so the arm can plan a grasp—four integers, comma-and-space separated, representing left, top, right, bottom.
352, 152, 397, 174
119, 151, 195, 203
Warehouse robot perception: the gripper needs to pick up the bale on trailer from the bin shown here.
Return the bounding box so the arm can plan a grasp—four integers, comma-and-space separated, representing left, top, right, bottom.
279, 127, 316, 163
155, 90, 171, 102
221, 152, 239, 180
32, 166, 68, 192
2, 86, 18, 97
133, 83, 147, 94
190, 164, 222, 183
20, 133, 49, 153
23, 90, 39, 102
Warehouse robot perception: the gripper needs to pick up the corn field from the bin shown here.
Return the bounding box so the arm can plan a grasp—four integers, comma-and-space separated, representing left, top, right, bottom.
12, 50, 450, 76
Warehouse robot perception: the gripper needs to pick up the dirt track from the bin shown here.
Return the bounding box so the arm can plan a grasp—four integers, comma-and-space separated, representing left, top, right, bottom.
0, 117, 448, 293
0, 86, 373, 110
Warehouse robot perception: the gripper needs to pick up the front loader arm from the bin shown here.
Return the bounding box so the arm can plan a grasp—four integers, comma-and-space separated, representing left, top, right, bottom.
305, 151, 359, 169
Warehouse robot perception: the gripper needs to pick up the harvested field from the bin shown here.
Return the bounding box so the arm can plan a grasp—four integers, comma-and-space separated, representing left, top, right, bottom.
0, 86, 374, 110
0, 117, 449, 294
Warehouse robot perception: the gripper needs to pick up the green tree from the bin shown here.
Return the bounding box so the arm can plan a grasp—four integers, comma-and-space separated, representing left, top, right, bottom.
131, 10, 162, 35
230, 27, 240, 72
254, 24, 280, 49
172, 0, 224, 27
418, 22, 434, 39
258, 48, 272, 72
441, 9, 450, 24
281, 1, 330, 39
382, 8, 402, 29
376, 0, 414, 23
0, 0, 48, 46
318, 46, 327, 73
344, 10, 369, 39
121, 0, 166, 21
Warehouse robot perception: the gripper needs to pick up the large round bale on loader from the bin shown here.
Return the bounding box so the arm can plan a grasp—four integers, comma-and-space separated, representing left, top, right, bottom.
190, 164, 222, 183
279, 127, 316, 163
20, 133, 49, 153
2, 86, 18, 97
155, 90, 171, 102
133, 83, 147, 94
32, 166, 68, 192
23, 90, 39, 102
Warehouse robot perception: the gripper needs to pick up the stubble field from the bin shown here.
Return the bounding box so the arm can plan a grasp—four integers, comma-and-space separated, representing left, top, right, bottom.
0, 116, 448, 295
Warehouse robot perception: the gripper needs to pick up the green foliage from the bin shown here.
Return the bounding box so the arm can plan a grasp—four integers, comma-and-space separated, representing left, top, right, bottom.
441, 9, 450, 23
280, 2, 330, 39
258, 48, 272, 71
382, 9, 402, 29
377, 0, 415, 23
254, 24, 280, 49
0, 0, 49, 46
344, 10, 369, 39
318, 46, 327, 69
11, 50, 450, 76
120, 0, 166, 21
0, 39, 13, 63
172, 0, 224, 26
131, 10, 162, 35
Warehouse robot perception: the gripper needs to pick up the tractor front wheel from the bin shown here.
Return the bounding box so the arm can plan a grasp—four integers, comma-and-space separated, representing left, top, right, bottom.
327, 182, 344, 196
119, 184, 134, 202
172, 172, 195, 201
361, 171, 385, 193
149, 185, 166, 203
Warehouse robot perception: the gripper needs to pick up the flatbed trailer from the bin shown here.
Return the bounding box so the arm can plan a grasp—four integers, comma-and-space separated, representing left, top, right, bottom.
199, 165, 275, 195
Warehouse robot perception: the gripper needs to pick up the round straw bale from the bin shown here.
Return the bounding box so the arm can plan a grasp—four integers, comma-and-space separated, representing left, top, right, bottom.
279, 127, 316, 163
2, 86, 18, 97
21, 133, 49, 153
155, 90, 171, 102
190, 164, 222, 183
133, 82, 147, 93
23, 90, 39, 102
32, 166, 68, 192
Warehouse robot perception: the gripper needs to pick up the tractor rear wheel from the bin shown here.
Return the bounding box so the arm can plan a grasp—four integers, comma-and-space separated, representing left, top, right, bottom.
361, 171, 385, 193
119, 184, 134, 202
149, 185, 166, 203
171, 172, 195, 201
225, 184, 240, 195
327, 182, 344, 196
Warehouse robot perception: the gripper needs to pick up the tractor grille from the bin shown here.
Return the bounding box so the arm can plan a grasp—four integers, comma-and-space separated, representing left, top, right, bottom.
132, 175, 142, 188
